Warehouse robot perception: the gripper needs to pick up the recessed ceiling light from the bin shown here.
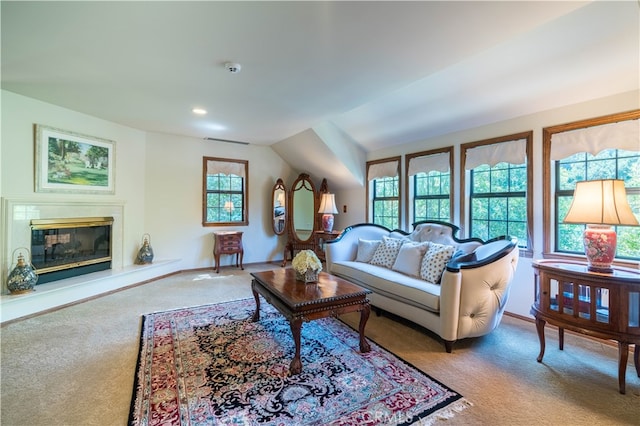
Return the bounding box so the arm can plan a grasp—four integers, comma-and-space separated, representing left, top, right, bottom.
192, 108, 207, 115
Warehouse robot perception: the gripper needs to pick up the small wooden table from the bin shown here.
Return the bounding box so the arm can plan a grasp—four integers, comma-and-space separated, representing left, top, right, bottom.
213, 231, 243, 273
314, 230, 341, 260
251, 269, 372, 375
531, 260, 640, 394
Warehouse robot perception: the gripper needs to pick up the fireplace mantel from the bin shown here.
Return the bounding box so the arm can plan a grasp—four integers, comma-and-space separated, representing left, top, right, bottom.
1, 198, 181, 323
2, 199, 125, 287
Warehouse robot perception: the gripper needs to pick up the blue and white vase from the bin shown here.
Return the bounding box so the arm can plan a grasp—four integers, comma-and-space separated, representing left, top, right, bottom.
7, 249, 38, 294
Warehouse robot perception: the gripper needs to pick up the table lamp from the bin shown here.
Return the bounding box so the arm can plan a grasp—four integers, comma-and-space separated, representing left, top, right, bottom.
318, 193, 339, 233
563, 179, 638, 273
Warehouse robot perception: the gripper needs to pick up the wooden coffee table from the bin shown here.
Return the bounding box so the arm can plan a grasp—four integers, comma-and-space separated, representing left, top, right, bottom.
251, 269, 372, 375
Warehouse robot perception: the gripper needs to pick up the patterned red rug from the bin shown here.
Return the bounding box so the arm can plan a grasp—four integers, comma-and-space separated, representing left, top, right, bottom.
129, 298, 471, 425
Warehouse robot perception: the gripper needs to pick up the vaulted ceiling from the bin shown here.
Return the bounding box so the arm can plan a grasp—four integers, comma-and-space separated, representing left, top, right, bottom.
2, 1, 638, 187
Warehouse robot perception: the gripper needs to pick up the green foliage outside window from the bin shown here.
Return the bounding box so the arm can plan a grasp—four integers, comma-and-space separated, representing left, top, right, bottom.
414, 171, 450, 222
555, 149, 639, 260
470, 162, 528, 247
206, 174, 244, 223
372, 176, 399, 230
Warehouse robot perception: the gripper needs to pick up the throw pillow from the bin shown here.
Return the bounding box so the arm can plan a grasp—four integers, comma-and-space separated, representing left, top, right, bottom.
355, 239, 381, 263
420, 242, 456, 283
392, 241, 430, 277
369, 236, 405, 268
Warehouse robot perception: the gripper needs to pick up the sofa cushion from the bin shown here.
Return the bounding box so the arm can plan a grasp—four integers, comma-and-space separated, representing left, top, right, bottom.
355, 238, 381, 263
420, 243, 456, 283
331, 261, 441, 312
370, 236, 404, 268
392, 241, 430, 277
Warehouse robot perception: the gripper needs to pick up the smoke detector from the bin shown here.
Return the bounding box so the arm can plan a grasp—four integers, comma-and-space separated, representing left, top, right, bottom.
224, 62, 241, 74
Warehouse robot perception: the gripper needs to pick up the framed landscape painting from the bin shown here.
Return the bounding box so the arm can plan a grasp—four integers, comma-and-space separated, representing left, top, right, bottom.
35, 124, 115, 194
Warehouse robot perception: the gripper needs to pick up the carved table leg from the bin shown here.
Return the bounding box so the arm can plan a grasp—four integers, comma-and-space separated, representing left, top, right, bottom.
618, 341, 629, 395
635, 345, 639, 378
289, 318, 303, 375
251, 281, 260, 322
535, 317, 546, 363
358, 302, 371, 353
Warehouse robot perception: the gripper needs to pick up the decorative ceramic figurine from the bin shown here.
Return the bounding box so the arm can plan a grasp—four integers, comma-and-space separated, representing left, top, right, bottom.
7, 249, 38, 294
135, 234, 154, 264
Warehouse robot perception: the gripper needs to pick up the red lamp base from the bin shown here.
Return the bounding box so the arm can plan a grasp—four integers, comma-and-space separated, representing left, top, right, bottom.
322, 214, 334, 233
583, 224, 616, 273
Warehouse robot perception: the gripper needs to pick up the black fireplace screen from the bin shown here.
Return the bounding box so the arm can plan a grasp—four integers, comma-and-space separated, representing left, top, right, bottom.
31, 217, 113, 284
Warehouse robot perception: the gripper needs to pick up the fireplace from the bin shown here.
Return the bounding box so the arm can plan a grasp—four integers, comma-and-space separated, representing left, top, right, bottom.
30, 217, 113, 284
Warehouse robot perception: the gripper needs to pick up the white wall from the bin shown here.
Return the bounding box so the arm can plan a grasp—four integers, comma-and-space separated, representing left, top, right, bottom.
143, 132, 295, 270
1, 90, 147, 275
0, 91, 296, 322
3, 88, 638, 320
335, 90, 640, 318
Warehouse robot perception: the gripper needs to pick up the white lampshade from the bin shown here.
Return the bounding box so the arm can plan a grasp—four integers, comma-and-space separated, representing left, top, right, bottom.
563, 179, 638, 226
318, 193, 339, 214
224, 201, 235, 213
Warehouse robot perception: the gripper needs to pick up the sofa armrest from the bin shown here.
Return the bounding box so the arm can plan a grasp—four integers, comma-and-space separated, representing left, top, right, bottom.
455, 243, 519, 339
446, 236, 518, 272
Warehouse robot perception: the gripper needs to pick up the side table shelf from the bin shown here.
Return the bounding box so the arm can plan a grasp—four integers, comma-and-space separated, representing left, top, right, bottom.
213, 231, 244, 274
531, 259, 640, 394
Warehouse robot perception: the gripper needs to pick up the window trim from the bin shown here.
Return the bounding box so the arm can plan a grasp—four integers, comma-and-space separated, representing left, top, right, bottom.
542, 109, 640, 265
460, 131, 533, 256
366, 156, 401, 229
202, 156, 249, 227
405, 146, 454, 226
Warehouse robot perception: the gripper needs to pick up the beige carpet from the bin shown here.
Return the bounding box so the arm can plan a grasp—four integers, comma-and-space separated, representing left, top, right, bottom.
1, 264, 639, 425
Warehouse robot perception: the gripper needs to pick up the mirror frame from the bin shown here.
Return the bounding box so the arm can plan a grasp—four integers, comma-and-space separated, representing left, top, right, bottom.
272, 178, 287, 235
288, 173, 318, 244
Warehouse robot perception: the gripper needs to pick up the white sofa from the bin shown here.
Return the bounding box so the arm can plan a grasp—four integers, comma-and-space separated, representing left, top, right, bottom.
325, 221, 519, 352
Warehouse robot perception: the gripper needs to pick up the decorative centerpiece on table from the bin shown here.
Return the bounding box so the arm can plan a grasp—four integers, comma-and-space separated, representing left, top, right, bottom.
292, 249, 322, 283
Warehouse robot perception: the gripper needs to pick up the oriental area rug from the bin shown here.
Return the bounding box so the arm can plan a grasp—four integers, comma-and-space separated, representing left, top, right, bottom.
129, 298, 471, 425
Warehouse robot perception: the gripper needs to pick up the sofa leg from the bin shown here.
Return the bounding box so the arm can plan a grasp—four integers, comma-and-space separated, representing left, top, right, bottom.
444, 340, 455, 353
373, 307, 382, 317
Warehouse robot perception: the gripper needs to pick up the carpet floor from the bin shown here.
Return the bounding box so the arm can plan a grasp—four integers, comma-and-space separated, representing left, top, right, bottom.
1, 265, 639, 425
129, 299, 470, 425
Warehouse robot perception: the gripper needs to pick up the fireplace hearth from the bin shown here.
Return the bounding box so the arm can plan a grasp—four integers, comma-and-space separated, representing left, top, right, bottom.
31, 217, 113, 284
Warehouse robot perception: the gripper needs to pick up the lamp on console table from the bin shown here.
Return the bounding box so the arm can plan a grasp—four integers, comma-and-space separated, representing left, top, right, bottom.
563, 179, 638, 273
318, 193, 339, 233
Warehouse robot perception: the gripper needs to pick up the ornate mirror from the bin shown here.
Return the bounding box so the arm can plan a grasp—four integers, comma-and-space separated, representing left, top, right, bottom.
272, 178, 287, 235
289, 173, 318, 243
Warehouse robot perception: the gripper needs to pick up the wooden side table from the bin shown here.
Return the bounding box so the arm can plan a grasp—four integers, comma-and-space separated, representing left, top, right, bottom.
531, 259, 640, 394
313, 230, 341, 260
213, 231, 244, 273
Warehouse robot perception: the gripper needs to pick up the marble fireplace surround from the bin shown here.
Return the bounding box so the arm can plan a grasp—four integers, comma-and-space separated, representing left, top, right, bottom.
1, 198, 179, 323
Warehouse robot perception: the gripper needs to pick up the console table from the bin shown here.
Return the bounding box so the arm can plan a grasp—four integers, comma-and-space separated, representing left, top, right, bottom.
213, 231, 243, 273
313, 230, 341, 260
531, 259, 640, 394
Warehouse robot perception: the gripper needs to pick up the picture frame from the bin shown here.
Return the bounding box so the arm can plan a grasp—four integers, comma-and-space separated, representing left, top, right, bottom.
35, 124, 116, 194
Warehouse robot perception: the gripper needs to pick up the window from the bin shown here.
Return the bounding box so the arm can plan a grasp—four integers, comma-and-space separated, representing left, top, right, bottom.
555, 149, 640, 259
461, 132, 533, 251
543, 110, 640, 262
366, 157, 400, 230
202, 157, 248, 226
406, 148, 453, 224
